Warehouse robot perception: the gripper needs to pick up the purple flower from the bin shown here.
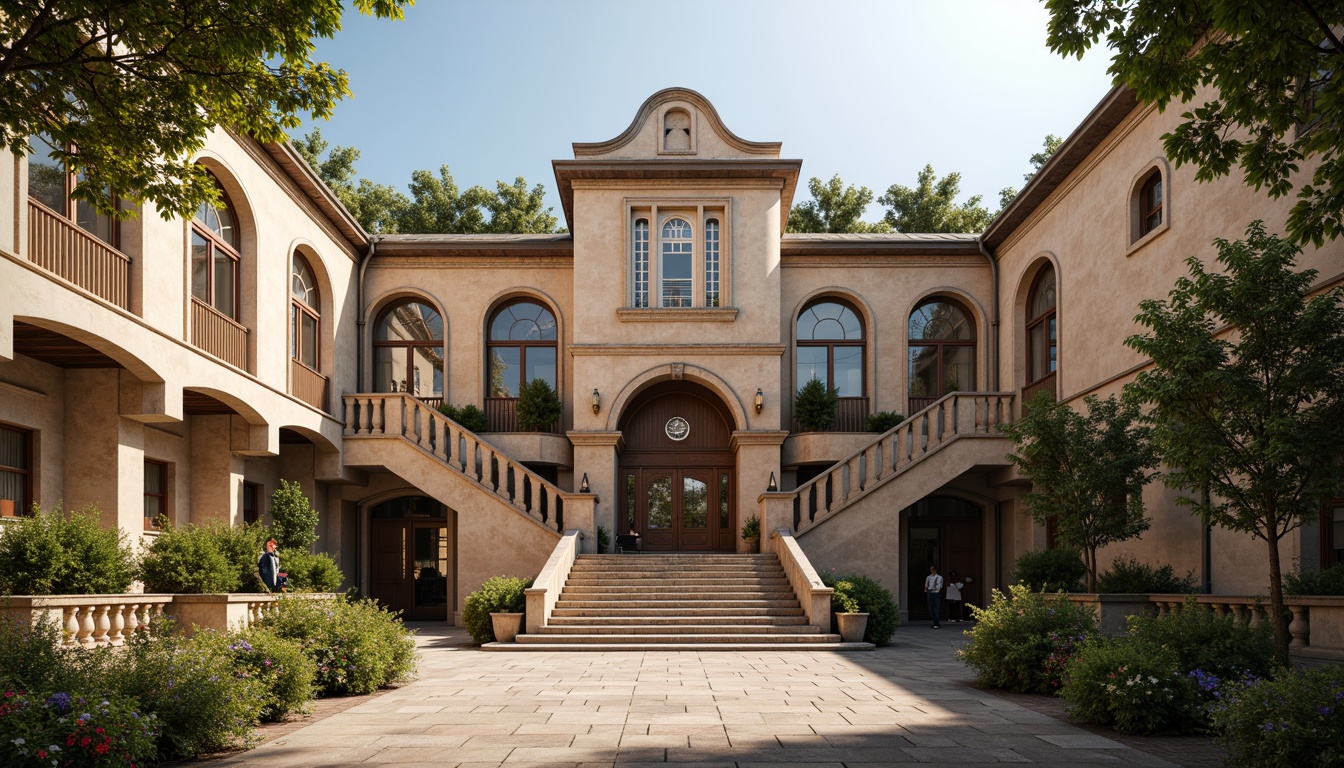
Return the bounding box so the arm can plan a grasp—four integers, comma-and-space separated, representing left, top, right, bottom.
45, 693, 71, 713
1318, 706, 1333, 717
1262, 723, 1276, 731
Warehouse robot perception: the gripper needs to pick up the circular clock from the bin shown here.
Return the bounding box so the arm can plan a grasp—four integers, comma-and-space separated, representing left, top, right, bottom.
665, 416, 690, 441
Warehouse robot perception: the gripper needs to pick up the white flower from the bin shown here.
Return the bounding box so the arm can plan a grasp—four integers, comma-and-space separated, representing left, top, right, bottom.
1149, 676, 1158, 684
12, 737, 25, 745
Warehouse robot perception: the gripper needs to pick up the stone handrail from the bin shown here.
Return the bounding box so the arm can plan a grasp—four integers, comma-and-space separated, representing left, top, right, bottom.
1067, 592, 1344, 662
524, 529, 584, 634
787, 392, 1014, 535
1, 595, 172, 648
770, 528, 833, 632
344, 393, 569, 533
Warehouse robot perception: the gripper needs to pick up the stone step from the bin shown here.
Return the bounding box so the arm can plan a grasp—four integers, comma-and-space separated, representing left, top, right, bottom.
577, 555, 776, 561
560, 589, 794, 599
555, 599, 800, 609
547, 614, 810, 626
482, 641, 875, 652
563, 578, 789, 587
534, 624, 820, 635
552, 606, 804, 617
515, 632, 844, 645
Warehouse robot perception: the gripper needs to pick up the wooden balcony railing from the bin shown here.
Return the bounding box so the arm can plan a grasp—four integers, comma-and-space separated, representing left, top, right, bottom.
1022, 372, 1058, 410
191, 298, 248, 370
792, 396, 870, 433
289, 359, 328, 411
27, 200, 130, 310
485, 397, 559, 433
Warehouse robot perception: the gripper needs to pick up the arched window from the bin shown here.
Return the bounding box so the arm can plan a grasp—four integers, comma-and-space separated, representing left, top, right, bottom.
290, 253, 320, 370
660, 218, 693, 307
487, 300, 558, 397
1026, 265, 1058, 396
374, 300, 444, 399
190, 176, 240, 319
27, 134, 121, 248
908, 299, 975, 413
1138, 170, 1163, 237
797, 299, 864, 396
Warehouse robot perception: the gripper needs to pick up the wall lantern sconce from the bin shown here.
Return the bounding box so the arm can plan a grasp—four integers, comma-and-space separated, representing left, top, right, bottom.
767, 471, 778, 492
579, 473, 591, 493
754, 388, 764, 414
591, 389, 601, 414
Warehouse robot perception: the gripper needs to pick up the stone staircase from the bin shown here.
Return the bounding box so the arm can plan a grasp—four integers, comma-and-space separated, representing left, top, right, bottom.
502, 554, 872, 651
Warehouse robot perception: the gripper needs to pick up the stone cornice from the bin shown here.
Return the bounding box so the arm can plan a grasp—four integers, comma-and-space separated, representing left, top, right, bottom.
615, 308, 739, 322
568, 344, 787, 357
729, 430, 790, 450
566, 431, 625, 448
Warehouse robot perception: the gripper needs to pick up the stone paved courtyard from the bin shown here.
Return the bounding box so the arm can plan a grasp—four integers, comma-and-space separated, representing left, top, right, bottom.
205, 623, 1221, 767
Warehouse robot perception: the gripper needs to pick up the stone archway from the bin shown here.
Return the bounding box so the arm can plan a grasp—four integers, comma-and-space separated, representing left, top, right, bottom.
617, 381, 736, 552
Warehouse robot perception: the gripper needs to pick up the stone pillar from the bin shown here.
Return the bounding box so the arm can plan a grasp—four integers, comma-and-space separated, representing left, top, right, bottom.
561, 493, 598, 554
189, 414, 245, 524
63, 369, 145, 535
758, 492, 796, 554
567, 431, 622, 552
730, 431, 788, 552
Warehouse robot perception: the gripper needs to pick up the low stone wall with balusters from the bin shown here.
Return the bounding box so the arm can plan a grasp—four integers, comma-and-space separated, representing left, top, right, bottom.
1, 593, 339, 648
1067, 593, 1344, 664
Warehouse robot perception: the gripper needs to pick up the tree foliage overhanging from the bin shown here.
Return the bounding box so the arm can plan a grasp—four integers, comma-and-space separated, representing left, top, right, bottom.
1044, 0, 1344, 245
787, 175, 892, 233
880, 164, 995, 233
1, 0, 411, 220
1123, 220, 1344, 665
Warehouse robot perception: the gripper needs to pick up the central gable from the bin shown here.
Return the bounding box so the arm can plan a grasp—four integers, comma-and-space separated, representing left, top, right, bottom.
572, 87, 781, 161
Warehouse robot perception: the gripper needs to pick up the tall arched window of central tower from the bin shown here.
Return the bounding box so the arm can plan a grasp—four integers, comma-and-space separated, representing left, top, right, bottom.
1026, 265, 1058, 400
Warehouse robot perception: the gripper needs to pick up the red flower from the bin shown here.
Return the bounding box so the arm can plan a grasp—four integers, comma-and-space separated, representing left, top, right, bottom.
95, 743, 109, 755
81, 736, 91, 747
95, 726, 104, 734
67, 736, 76, 746
37, 750, 47, 758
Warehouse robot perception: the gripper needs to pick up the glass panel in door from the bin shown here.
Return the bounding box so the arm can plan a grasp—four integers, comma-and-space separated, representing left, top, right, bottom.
412, 525, 449, 620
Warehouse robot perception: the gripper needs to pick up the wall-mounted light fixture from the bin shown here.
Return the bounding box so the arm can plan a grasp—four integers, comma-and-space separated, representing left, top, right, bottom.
754, 388, 764, 414
591, 389, 601, 414
767, 471, 778, 492
579, 473, 591, 493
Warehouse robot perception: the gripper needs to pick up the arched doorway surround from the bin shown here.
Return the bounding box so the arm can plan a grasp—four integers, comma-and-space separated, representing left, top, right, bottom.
617, 381, 736, 552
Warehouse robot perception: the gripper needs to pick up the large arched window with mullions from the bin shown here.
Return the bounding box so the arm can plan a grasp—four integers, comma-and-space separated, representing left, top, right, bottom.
908, 299, 975, 413
487, 300, 558, 397
190, 176, 240, 320
290, 253, 321, 371
374, 300, 444, 399
796, 299, 865, 396
1026, 265, 1058, 399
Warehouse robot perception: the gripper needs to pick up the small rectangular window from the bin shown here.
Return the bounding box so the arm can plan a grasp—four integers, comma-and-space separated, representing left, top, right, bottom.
705, 219, 720, 307
633, 220, 649, 308
144, 460, 166, 527
0, 426, 32, 517
243, 482, 261, 525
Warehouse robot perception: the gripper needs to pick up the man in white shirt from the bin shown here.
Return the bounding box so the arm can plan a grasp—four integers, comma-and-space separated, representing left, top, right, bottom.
924, 565, 944, 628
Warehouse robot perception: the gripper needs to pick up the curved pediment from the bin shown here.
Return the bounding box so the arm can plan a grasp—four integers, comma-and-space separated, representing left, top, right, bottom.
572, 87, 781, 160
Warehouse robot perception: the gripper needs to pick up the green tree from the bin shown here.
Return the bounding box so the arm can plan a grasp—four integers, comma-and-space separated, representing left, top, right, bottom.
1001, 392, 1159, 591
879, 164, 994, 233
481, 177, 561, 234
1044, 1, 1344, 246
1124, 221, 1344, 665
292, 128, 407, 233
1000, 134, 1064, 209
3, 0, 410, 220
794, 377, 838, 432
515, 378, 562, 432
270, 479, 320, 552
787, 175, 893, 233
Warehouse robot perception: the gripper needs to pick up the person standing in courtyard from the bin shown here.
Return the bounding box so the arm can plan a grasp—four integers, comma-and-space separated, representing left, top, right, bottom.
946, 570, 966, 622
258, 537, 285, 592
924, 565, 944, 628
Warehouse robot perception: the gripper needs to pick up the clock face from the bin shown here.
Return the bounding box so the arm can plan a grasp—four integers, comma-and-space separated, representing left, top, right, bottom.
665, 416, 690, 441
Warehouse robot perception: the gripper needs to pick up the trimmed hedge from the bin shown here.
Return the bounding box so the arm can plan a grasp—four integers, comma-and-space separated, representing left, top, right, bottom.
0, 504, 135, 595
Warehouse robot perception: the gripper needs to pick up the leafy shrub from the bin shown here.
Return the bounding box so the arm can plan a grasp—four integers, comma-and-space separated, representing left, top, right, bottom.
0, 504, 135, 595
138, 523, 238, 593
1125, 599, 1274, 681
463, 575, 532, 644
596, 526, 610, 553
822, 572, 899, 646
229, 628, 316, 722
282, 549, 345, 592
1284, 562, 1344, 596
256, 596, 416, 696
1060, 637, 1202, 734
516, 378, 562, 431
1095, 556, 1198, 593
439, 402, 489, 432
795, 377, 838, 432
957, 584, 1098, 693
1210, 666, 1344, 768
865, 411, 904, 432
107, 623, 266, 760
1013, 547, 1086, 593
0, 691, 159, 768
0, 614, 104, 694
211, 521, 271, 594
270, 480, 319, 552
740, 514, 760, 541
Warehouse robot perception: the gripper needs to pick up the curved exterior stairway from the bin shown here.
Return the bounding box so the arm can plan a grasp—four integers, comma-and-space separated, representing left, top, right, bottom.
499, 554, 873, 651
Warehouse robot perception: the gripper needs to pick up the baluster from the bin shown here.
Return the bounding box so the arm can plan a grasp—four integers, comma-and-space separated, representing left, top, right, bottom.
807, 483, 818, 524
894, 427, 909, 470
64, 607, 81, 648
433, 416, 449, 461
353, 397, 368, 435
107, 604, 126, 646
505, 462, 518, 505
418, 404, 433, 450
371, 396, 385, 435
538, 485, 549, 524
1248, 604, 1263, 629
866, 444, 881, 487
940, 401, 954, 441
92, 605, 111, 647
555, 493, 564, 531
77, 605, 96, 649
846, 456, 861, 500
1231, 603, 1249, 625
1287, 604, 1310, 648
123, 603, 140, 637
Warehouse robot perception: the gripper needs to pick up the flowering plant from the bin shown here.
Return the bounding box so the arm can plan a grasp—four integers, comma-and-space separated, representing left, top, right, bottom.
1209, 666, 1344, 768
228, 629, 315, 722
0, 690, 158, 767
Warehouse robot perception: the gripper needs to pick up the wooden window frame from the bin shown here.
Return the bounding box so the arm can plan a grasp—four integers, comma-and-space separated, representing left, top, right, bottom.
243, 481, 262, 525
143, 459, 167, 528
627, 203, 730, 310
291, 253, 321, 372
486, 299, 560, 398
1026, 267, 1058, 388
1138, 171, 1163, 237
191, 180, 241, 321
373, 300, 444, 398
27, 136, 123, 249
797, 298, 867, 398
907, 298, 976, 400
0, 424, 33, 518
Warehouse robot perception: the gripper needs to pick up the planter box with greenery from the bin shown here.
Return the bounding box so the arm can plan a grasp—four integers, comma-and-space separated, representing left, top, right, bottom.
740, 514, 760, 552
821, 571, 898, 646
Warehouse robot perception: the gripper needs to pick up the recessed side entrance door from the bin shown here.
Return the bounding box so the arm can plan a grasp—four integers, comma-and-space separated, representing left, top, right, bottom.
903, 496, 983, 621
368, 496, 454, 621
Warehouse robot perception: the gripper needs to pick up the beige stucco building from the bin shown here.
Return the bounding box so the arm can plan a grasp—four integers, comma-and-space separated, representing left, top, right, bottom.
1, 86, 1341, 624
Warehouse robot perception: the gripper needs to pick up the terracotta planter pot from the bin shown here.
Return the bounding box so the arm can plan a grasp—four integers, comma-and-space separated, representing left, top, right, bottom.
743, 536, 760, 553
836, 612, 869, 643
0, 499, 15, 517
490, 611, 524, 643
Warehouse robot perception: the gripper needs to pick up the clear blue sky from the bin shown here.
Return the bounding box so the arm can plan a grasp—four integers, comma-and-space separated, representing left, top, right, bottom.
301, 0, 1116, 225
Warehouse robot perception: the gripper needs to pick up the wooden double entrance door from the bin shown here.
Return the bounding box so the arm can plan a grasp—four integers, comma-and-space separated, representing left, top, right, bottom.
368, 496, 453, 622
623, 467, 734, 552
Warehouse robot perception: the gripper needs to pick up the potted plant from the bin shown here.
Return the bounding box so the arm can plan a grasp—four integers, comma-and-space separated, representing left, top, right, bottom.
463, 575, 532, 644
516, 378, 562, 432
795, 377, 838, 432
831, 583, 869, 643
741, 514, 761, 552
